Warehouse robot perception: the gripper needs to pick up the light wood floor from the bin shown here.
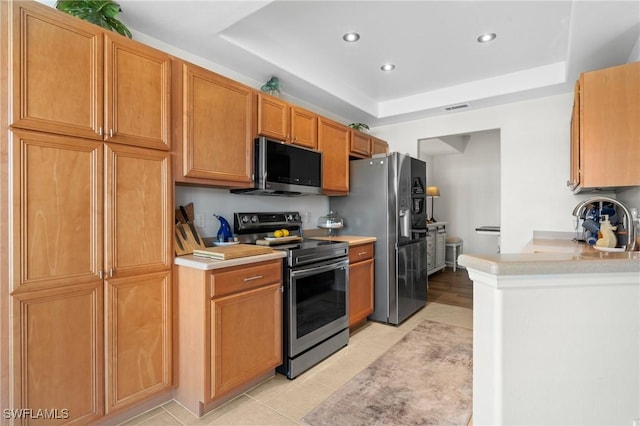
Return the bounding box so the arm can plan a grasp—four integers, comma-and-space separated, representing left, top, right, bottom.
427, 267, 473, 309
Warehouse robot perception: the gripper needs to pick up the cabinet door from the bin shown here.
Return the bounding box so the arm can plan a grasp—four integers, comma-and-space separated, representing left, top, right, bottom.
371, 137, 389, 155
318, 117, 350, 195
210, 283, 282, 400
569, 81, 581, 190
177, 62, 254, 186
11, 130, 103, 293
104, 144, 172, 278
104, 35, 171, 150
10, 1, 103, 140
12, 282, 104, 424
580, 62, 640, 188
105, 271, 172, 413
290, 106, 318, 149
349, 258, 374, 328
257, 93, 289, 141
350, 130, 371, 158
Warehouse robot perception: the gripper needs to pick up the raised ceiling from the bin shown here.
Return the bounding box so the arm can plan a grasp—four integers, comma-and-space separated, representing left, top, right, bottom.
81, 1, 640, 126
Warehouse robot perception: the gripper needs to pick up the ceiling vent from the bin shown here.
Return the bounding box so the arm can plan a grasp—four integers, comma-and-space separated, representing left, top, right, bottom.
444, 103, 470, 111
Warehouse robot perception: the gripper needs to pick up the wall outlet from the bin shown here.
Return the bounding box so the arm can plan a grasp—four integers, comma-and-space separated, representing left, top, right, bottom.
195, 213, 205, 228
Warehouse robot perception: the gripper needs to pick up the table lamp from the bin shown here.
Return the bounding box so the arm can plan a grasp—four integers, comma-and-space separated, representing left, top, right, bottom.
427, 186, 440, 223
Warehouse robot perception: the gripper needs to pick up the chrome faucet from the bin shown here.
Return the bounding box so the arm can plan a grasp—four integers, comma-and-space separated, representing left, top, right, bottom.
572, 196, 637, 251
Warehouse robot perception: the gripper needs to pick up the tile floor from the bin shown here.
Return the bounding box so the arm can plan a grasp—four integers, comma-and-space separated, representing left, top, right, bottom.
121, 302, 473, 426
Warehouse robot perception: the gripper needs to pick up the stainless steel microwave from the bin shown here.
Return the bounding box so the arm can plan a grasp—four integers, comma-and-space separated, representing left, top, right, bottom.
231, 137, 323, 196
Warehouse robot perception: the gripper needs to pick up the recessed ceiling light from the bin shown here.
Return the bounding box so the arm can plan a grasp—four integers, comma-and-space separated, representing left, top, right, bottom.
342, 32, 360, 42
477, 32, 497, 43
380, 63, 395, 71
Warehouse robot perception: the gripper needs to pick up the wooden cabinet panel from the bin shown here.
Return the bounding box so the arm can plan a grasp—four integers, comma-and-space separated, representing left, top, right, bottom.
257, 93, 289, 141
104, 144, 172, 278
348, 243, 374, 329
12, 282, 104, 425
174, 61, 254, 187
11, 130, 103, 292
371, 137, 389, 155
318, 117, 350, 195
104, 35, 171, 150
569, 81, 580, 190
350, 130, 371, 158
210, 282, 282, 400
10, 1, 171, 150
572, 61, 640, 190
105, 271, 172, 413
11, 1, 103, 140
258, 94, 318, 149
210, 260, 282, 297
290, 106, 318, 149
349, 258, 374, 328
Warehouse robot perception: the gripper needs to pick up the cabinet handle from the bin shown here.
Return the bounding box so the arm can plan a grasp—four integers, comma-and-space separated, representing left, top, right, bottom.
566, 180, 573, 187
109, 268, 114, 278
358, 251, 368, 256
243, 275, 263, 282
98, 270, 104, 280
98, 127, 103, 136
109, 129, 114, 137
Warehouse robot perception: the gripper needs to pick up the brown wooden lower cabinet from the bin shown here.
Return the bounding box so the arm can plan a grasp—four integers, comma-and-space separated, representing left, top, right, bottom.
175, 260, 283, 416
105, 271, 172, 413
348, 243, 375, 329
11, 282, 105, 425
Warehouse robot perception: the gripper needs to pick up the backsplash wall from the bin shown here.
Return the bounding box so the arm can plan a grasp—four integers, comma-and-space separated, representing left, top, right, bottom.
176, 185, 330, 239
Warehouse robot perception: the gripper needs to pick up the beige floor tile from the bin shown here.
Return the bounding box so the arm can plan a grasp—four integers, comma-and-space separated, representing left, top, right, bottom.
119, 407, 168, 425
132, 411, 182, 426
247, 376, 335, 422
206, 396, 297, 425
161, 400, 201, 425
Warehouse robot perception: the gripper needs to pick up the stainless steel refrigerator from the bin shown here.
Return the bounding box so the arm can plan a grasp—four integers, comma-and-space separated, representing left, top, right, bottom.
330, 153, 428, 325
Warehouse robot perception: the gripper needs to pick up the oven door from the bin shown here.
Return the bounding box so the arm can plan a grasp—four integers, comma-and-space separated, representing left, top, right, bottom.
286, 257, 349, 357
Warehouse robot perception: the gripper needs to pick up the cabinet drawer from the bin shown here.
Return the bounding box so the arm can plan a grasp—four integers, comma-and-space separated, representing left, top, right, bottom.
349, 243, 374, 263
210, 260, 282, 298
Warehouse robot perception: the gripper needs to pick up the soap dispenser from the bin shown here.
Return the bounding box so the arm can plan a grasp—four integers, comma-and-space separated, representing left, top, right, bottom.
213, 214, 233, 243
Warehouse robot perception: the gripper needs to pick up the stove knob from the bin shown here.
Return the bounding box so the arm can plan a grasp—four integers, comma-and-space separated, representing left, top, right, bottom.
241, 215, 250, 223
251, 215, 258, 223
293, 213, 300, 221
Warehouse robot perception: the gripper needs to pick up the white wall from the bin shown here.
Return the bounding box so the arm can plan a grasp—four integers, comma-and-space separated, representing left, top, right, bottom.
371, 94, 617, 253
175, 186, 330, 239
421, 130, 501, 255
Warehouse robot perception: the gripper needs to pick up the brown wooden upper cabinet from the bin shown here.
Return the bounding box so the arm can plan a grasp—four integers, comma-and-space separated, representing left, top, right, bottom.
318, 117, 350, 195
569, 61, 640, 191
257, 93, 318, 149
10, 1, 171, 150
371, 136, 389, 156
350, 129, 371, 158
172, 60, 255, 188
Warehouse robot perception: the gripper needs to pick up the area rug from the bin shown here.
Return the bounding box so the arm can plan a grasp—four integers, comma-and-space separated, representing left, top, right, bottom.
302, 320, 472, 425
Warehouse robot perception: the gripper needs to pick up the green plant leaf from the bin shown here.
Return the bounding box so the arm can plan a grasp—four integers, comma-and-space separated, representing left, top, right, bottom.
56, 0, 132, 38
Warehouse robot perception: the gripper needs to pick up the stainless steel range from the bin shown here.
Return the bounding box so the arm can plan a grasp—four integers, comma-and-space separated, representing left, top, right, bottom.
234, 212, 350, 379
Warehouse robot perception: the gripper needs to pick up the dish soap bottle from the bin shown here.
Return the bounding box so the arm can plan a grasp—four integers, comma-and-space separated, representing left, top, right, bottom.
595, 215, 618, 248
213, 214, 233, 243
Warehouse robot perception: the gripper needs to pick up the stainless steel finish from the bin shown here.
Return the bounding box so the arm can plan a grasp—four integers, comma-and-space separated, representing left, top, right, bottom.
290, 247, 348, 267
98, 127, 103, 136
330, 153, 428, 325
290, 259, 349, 277
98, 270, 103, 280
572, 196, 636, 251
283, 329, 349, 380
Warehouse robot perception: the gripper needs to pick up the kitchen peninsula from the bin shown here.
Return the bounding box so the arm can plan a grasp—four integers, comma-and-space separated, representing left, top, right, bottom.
459, 248, 640, 425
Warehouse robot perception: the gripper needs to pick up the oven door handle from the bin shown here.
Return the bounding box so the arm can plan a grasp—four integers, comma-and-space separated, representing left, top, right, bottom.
290, 259, 349, 278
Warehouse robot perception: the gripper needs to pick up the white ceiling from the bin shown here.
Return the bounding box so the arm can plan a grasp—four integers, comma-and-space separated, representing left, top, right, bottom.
110, 1, 639, 127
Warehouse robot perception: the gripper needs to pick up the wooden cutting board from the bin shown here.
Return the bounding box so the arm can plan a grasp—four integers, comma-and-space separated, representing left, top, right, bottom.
192, 244, 274, 260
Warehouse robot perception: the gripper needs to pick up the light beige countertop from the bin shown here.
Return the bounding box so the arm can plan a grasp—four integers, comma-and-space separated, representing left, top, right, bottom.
459, 231, 640, 275
174, 251, 286, 271
310, 235, 377, 245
